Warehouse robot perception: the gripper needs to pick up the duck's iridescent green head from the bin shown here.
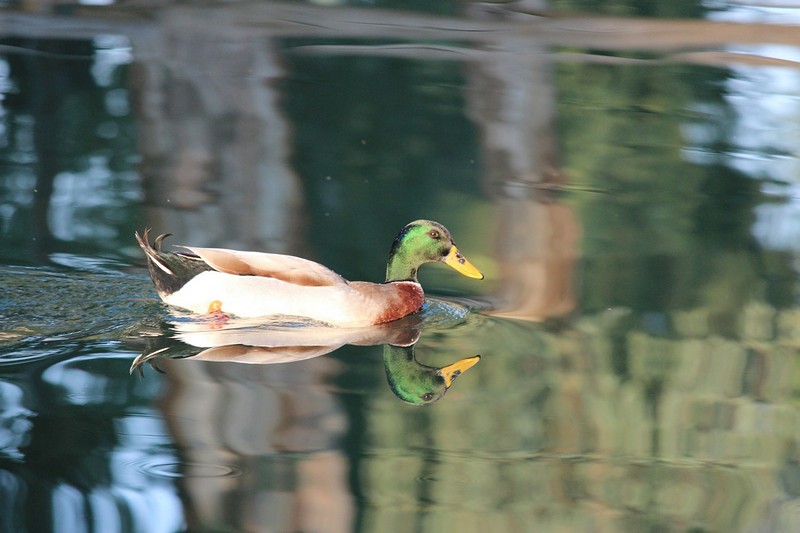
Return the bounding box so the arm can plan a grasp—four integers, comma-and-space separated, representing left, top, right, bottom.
385, 220, 484, 283
383, 344, 480, 405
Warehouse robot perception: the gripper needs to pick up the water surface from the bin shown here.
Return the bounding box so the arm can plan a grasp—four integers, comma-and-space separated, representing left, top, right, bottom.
3, 1, 800, 532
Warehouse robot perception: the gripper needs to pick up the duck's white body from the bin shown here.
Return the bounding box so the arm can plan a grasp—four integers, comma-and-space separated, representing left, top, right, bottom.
165, 269, 423, 328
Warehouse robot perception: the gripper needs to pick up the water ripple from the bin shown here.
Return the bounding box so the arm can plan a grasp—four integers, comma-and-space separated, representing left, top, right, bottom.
135, 459, 242, 479
0, 263, 160, 358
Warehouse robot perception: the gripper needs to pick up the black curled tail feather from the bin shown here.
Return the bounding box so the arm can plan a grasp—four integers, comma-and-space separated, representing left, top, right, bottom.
135, 229, 212, 297
135, 229, 174, 276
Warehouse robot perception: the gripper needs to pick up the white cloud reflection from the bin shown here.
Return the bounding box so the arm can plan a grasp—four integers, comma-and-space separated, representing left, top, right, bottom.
702, 4, 800, 251
91, 35, 133, 88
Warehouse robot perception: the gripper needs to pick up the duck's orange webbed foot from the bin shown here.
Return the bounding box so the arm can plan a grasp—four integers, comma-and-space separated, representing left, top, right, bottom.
207, 300, 230, 328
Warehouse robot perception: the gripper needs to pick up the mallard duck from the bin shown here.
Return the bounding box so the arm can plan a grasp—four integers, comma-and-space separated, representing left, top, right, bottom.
383, 344, 480, 405
135, 220, 483, 327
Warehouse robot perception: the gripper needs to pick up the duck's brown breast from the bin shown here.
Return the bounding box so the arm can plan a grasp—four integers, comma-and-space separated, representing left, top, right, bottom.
351, 281, 424, 325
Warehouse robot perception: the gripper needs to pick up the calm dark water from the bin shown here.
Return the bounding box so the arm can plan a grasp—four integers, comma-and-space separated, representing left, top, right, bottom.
3, 1, 800, 532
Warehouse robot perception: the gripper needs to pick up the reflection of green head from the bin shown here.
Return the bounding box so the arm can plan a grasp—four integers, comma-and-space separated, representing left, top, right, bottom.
383, 343, 480, 405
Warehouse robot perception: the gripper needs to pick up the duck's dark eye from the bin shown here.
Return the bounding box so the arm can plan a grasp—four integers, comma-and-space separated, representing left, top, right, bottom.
428, 230, 440, 239
421, 392, 434, 401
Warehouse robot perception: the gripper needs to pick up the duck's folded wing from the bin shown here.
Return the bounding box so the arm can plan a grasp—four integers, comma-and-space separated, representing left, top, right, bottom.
179, 246, 347, 287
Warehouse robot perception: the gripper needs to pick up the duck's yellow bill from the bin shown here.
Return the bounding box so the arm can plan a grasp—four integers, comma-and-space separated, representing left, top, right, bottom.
439, 355, 481, 388
444, 245, 484, 280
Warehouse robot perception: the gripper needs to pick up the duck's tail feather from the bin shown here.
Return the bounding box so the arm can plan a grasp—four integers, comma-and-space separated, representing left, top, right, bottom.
136, 229, 174, 275
136, 229, 212, 297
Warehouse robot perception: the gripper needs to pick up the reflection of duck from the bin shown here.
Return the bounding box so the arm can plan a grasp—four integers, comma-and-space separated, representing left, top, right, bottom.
135, 220, 483, 327
383, 344, 480, 405
130, 319, 479, 405
142, 318, 423, 365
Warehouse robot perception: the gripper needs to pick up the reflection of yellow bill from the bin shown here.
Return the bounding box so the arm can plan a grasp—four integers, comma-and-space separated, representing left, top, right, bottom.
444, 245, 484, 280
439, 355, 481, 388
